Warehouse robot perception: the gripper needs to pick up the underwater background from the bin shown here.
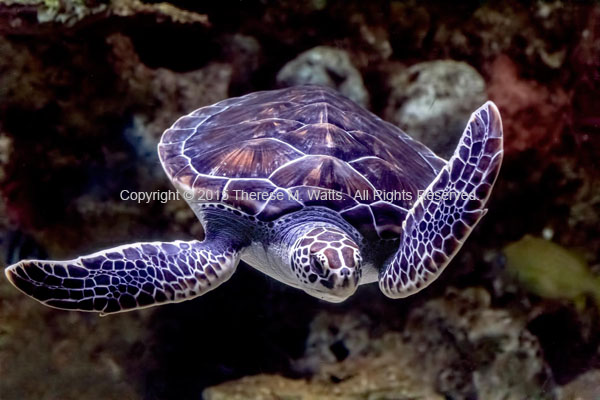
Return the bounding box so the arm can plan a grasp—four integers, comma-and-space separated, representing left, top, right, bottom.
0, 1, 599, 399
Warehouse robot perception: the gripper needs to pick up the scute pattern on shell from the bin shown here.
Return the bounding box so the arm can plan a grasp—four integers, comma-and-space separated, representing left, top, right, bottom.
159, 86, 446, 239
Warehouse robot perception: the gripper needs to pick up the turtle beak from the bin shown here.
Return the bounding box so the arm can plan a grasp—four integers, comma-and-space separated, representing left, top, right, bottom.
313, 267, 359, 302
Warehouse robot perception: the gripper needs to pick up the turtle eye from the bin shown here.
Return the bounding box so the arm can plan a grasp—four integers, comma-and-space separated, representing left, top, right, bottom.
310, 256, 325, 276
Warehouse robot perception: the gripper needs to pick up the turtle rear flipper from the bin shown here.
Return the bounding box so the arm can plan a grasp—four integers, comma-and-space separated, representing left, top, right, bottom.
5, 240, 240, 315
379, 101, 503, 298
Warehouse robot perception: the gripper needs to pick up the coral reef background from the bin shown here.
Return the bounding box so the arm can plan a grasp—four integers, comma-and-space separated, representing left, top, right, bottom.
0, 1, 599, 399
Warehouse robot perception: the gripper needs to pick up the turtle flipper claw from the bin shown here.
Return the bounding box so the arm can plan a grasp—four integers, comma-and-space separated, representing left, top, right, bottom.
5, 240, 239, 315
379, 101, 503, 298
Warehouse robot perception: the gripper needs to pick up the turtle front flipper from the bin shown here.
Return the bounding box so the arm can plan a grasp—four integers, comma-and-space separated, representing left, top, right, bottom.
5, 240, 240, 315
379, 101, 503, 298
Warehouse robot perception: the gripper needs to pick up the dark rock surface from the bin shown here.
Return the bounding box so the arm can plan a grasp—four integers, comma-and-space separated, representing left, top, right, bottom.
0, 1, 599, 399
289, 287, 555, 400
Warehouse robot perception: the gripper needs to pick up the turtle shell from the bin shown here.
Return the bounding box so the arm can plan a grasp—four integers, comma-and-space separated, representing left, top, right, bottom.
159, 86, 446, 239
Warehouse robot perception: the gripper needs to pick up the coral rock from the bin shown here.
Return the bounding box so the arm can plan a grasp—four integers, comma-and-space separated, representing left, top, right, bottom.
384, 60, 487, 158
276, 46, 369, 108
486, 55, 570, 155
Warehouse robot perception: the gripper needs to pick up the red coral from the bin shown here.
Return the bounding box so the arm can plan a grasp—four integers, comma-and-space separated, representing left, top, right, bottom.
486, 55, 570, 156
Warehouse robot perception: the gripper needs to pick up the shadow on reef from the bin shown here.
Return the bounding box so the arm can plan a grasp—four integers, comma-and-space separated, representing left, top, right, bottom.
528, 305, 600, 385
141, 258, 466, 398
144, 264, 317, 397
1, 0, 600, 399
142, 264, 426, 398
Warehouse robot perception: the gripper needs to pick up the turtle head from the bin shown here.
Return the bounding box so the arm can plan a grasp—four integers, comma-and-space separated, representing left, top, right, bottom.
290, 226, 362, 302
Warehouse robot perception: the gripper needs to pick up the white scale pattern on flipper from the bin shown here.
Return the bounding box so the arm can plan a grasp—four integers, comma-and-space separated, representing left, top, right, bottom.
379, 101, 503, 298
5, 240, 239, 315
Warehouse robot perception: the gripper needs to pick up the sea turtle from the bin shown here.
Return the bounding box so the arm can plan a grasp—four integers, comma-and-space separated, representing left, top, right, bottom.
5, 86, 503, 314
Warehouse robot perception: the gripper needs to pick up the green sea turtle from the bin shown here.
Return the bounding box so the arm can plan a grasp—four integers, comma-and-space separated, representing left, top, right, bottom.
5, 86, 503, 314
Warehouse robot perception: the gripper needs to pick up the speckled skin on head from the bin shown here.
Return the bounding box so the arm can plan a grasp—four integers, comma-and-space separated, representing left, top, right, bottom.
289, 226, 362, 302
4, 86, 503, 314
